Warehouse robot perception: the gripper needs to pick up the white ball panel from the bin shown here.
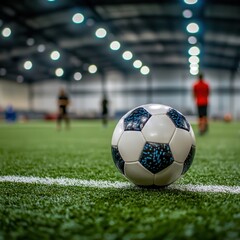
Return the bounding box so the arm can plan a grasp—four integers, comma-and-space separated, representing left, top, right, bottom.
189, 125, 196, 146
125, 162, 154, 186
169, 128, 193, 163
118, 131, 146, 162
141, 104, 171, 115
142, 115, 176, 144
111, 119, 125, 146
154, 161, 183, 186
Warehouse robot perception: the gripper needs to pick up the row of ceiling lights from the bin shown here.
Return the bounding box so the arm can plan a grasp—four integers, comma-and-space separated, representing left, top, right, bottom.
61, 6, 149, 75
0, 3, 150, 83
1, 0, 205, 82
183, 0, 200, 76
73, 14, 150, 76
0, 17, 99, 81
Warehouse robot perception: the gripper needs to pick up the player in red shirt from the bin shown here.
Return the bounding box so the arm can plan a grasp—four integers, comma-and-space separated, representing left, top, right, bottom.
193, 73, 210, 135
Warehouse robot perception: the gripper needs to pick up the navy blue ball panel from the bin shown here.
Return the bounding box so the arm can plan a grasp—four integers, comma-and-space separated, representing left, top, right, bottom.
167, 108, 190, 131
182, 145, 196, 175
111, 146, 125, 174
124, 107, 152, 131
139, 142, 174, 174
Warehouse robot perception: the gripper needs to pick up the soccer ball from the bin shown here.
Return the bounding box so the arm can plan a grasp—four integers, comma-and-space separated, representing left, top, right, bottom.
111, 104, 196, 187
223, 113, 232, 123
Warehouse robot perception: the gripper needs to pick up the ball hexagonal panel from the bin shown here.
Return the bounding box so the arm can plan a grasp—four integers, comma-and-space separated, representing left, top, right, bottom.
111, 118, 125, 146
111, 146, 125, 174
118, 131, 146, 162
124, 162, 154, 186
169, 128, 193, 163
124, 107, 152, 131
142, 115, 176, 144
167, 108, 190, 131
141, 104, 171, 115
139, 142, 174, 174
182, 145, 196, 175
154, 161, 183, 186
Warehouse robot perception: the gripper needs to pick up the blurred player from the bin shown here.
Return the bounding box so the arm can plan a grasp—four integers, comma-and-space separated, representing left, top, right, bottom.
101, 95, 109, 127
193, 73, 210, 135
57, 88, 70, 130
5, 105, 17, 122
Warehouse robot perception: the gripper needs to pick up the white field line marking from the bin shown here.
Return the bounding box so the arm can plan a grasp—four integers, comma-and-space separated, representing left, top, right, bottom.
0, 175, 240, 194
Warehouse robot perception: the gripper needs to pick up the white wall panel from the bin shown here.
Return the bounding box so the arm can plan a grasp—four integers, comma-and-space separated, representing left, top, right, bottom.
0, 79, 30, 110
1, 68, 238, 119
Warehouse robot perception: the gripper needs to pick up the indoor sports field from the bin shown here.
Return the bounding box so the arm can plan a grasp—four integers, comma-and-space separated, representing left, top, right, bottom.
1, 0, 240, 239
0, 121, 239, 240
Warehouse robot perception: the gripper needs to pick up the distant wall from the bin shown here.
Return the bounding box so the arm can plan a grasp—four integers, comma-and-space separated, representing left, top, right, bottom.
32, 80, 68, 113
1, 68, 240, 119
0, 79, 30, 110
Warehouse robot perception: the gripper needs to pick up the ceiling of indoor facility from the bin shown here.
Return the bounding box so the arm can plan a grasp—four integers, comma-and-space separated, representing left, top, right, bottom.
0, 0, 240, 82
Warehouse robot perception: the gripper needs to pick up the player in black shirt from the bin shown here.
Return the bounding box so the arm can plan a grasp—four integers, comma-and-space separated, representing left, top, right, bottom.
57, 88, 70, 130
101, 95, 109, 127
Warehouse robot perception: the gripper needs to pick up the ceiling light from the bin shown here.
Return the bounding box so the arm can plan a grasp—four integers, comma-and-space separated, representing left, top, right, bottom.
133, 60, 142, 68
17, 75, 24, 83
26, 38, 35, 46
74, 72, 82, 81
72, 13, 84, 24
55, 68, 64, 77
122, 51, 133, 60
95, 28, 107, 38
140, 66, 150, 75
110, 41, 121, 50
190, 62, 199, 71
50, 50, 60, 60
186, 23, 199, 33
2, 27, 11, 37
0, 68, 7, 76
24, 60, 32, 70
184, 0, 198, 4
88, 65, 97, 74
190, 66, 199, 71
188, 46, 200, 55
189, 56, 200, 64
183, 9, 192, 18
190, 63, 199, 69
37, 44, 46, 53
86, 18, 95, 27
188, 36, 197, 44
190, 68, 199, 75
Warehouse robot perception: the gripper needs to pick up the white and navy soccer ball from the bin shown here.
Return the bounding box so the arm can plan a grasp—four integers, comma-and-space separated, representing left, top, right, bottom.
111, 104, 196, 187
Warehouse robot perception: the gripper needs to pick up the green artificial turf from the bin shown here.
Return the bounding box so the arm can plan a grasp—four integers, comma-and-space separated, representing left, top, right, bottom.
0, 120, 240, 239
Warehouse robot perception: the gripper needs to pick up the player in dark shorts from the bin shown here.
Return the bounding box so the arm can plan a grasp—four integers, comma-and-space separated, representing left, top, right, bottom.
193, 73, 210, 135
57, 88, 70, 130
101, 96, 109, 127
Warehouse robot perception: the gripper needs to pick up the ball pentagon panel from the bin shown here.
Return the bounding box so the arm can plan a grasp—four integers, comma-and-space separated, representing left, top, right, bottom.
139, 142, 174, 174
111, 146, 125, 174
182, 145, 196, 175
167, 108, 190, 131
124, 107, 151, 131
